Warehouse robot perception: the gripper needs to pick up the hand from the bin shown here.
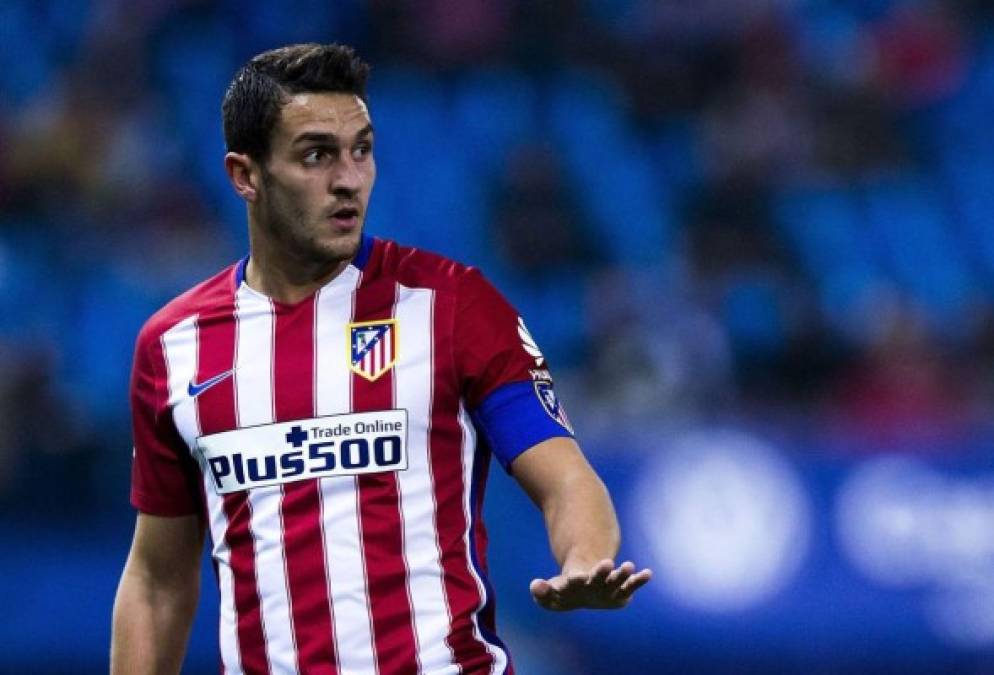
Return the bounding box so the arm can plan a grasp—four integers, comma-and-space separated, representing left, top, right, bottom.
529, 559, 652, 611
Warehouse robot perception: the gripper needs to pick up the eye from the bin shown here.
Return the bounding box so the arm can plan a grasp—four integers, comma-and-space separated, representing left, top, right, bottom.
302, 147, 331, 166
352, 142, 373, 160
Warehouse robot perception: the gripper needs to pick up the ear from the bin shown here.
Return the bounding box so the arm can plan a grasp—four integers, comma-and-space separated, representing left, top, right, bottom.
224, 152, 260, 202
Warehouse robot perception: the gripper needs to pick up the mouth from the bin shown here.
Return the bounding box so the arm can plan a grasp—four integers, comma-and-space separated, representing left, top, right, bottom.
329, 205, 360, 230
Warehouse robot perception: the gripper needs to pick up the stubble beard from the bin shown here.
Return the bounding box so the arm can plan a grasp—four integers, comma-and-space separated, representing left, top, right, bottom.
260, 176, 362, 272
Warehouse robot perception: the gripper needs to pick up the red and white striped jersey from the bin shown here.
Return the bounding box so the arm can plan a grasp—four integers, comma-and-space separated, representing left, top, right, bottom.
129, 236, 572, 675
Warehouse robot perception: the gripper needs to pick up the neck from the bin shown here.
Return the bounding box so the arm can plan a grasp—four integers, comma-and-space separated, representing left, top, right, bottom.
244, 229, 351, 305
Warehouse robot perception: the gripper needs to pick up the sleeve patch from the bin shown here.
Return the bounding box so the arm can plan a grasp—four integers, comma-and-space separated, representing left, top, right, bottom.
471, 380, 575, 472
533, 380, 574, 434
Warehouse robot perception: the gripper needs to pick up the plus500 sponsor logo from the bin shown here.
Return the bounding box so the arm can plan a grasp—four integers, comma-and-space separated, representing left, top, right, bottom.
196, 412, 409, 494
206, 436, 404, 493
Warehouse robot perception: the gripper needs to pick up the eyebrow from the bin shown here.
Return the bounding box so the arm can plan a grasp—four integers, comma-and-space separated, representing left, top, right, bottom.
293, 124, 375, 146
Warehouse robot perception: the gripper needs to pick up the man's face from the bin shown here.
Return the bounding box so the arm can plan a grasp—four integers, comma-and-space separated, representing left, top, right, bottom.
256, 92, 375, 266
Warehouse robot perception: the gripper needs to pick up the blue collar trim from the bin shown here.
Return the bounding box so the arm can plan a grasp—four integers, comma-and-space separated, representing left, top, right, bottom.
352, 233, 373, 271
235, 255, 249, 286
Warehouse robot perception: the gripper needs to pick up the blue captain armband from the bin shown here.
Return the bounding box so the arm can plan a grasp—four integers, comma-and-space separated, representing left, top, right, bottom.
471, 379, 575, 472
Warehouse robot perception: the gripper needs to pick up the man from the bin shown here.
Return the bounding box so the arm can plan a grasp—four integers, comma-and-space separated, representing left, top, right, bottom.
111, 43, 651, 675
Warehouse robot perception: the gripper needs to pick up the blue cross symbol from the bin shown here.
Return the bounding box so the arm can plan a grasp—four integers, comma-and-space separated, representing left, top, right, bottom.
285, 426, 308, 448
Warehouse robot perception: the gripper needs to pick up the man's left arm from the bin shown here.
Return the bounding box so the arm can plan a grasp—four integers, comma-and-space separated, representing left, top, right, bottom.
511, 436, 652, 611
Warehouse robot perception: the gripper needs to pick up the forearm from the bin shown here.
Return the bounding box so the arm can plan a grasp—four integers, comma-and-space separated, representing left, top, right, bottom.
541, 468, 620, 572
514, 438, 650, 610
111, 562, 200, 675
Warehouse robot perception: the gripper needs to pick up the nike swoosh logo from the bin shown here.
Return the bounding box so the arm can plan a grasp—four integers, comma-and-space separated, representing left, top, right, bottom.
187, 369, 235, 397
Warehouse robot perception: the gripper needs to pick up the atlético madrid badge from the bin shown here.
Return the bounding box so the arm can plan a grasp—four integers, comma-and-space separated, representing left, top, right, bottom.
348, 319, 398, 382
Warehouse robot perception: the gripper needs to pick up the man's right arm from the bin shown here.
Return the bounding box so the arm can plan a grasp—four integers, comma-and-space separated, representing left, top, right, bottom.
111, 512, 205, 675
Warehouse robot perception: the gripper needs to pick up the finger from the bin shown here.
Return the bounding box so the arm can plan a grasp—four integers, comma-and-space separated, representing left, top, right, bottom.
554, 573, 580, 592
536, 572, 570, 593
531, 578, 571, 611
605, 561, 636, 588
529, 578, 556, 603
613, 569, 653, 599
562, 572, 589, 591
588, 559, 614, 586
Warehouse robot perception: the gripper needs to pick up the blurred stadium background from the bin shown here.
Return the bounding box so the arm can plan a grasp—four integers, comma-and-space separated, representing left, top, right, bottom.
2, 0, 994, 672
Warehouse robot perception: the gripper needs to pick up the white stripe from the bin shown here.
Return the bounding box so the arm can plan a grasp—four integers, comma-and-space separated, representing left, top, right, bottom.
235, 287, 298, 674
234, 289, 277, 428
161, 316, 243, 675
457, 406, 509, 674
161, 316, 199, 445
394, 286, 459, 674
314, 268, 379, 674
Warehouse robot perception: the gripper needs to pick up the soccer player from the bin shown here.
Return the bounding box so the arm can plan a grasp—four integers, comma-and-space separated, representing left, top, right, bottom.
110, 43, 651, 675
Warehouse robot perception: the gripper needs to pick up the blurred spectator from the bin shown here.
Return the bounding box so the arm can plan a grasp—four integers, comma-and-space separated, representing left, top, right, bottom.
0, 340, 98, 516
371, 0, 513, 67
491, 143, 598, 278
811, 86, 908, 175
830, 302, 970, 445
581, 265, 733, 426
683, 179, 803, 400
869, 0, 969, 108
697, 15, 815, 183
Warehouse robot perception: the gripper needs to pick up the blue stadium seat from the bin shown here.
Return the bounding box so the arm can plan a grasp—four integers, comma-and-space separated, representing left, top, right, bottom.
152, 16, 240, 236
451, 69, 540, 174
720, 273, 787, 356
0, 227, 63, 343
941, 153, 994, 287
773, 184, 885, 337
775, 185, 871, 278
220, 0, 364, 56
367, 70, 489, 266
0, 2, 58, 106
934, 33, 994, 149
862, 174, 976, 330
790, 2, 865, 84
547, 70, 673, 265
652, 120, 702, 194
582, 0, 639, 26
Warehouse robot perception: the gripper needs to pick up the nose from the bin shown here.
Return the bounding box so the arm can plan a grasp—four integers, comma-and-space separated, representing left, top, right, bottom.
330, 153, 362, 197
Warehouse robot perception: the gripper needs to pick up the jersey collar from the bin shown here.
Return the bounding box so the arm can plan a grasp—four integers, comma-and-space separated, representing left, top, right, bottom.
234, 233, 374, 288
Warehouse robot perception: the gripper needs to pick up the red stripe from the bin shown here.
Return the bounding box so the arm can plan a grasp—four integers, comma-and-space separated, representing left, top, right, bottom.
274, 298, 338, 674
426, 287, 494, 673
352, 254, 419, 673
196, 304, 270, 675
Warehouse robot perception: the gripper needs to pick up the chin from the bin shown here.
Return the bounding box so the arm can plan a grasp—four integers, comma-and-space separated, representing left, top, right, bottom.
317, 230, 362, 262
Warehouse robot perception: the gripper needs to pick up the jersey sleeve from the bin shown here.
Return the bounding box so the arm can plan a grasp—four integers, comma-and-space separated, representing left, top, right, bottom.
129, 328, 202, 517
454, 268, 574, 471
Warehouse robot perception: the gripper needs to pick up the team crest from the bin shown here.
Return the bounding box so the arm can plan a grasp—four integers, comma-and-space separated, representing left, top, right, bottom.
534, 380, 574, 434
348, 319, 399, 382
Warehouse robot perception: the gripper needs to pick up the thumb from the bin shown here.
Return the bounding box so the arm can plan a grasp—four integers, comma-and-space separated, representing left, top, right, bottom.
529, 577, 553, 599
529, 576, 565, 611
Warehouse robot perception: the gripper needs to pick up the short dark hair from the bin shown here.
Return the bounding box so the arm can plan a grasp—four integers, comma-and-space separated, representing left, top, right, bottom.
222, 43, 371, 160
